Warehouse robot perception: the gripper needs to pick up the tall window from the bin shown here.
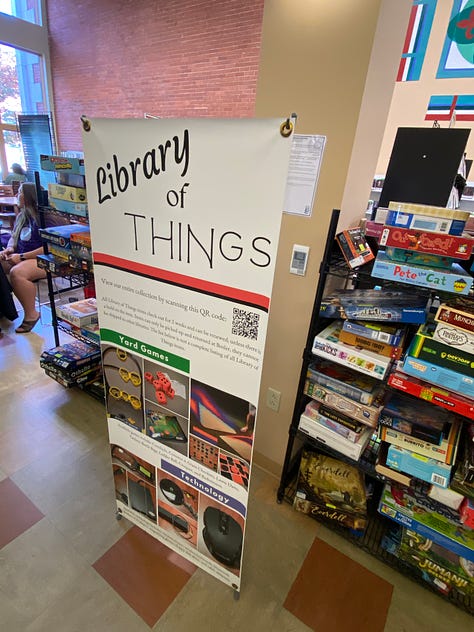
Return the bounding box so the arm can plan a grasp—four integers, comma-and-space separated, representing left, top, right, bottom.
0, 43, 48, 180
0, 0, 43, 26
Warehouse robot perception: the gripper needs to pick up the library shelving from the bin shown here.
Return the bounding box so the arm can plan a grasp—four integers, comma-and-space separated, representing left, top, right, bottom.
277, 208, 474, 614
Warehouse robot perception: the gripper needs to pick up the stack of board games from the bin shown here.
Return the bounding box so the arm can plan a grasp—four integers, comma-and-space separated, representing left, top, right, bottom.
56, 297, 98, 329
377, 390, 463, 488
293, 449, 368, 530
312, 320, 394, 380
41, 154, 88, 218
40, 339, 102, 388
378, 482, 474, 567
402, 298, 474, 400
381, 525, 474, 597
372, 202, 473, 295
299, 400, 374, 460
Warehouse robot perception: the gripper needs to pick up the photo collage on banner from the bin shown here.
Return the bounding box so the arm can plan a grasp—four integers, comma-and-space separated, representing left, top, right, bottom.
82, 118, 292, 590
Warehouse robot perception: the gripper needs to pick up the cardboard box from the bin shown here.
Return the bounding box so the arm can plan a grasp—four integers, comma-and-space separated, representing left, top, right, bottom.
39, 223, 90, 248
56, 298, 98, 328
341, 320, 405, 346
304, 380, 383, 427
40, 154, 85, 175
384, 210, 465, 235
293, 450, 367, 530
435, 298, 474, 335
379, 226, 474, 259
306, 359, 381, 406
378, 417, 461, 465
336, 227, 374, 269
378, 483, 474, 562
387, 370, 474, 420
312, 321, 393, 380
371, 251, 473, 295
48, 183, 87, 203
386, 444, 453, 488
338, 327, 405, 359
432, 321, 474, 355
402, 354, 474, 399
388, 201, 471, 223
48, 197, 88, 218
299, 413, 373, 461
383, 247, 455, 270
409, 326, 474, 378
303, 400, 365, 443
398, 529, 474, 597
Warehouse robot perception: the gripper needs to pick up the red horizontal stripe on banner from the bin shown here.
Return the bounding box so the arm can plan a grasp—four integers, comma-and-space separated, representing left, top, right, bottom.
94, 252, 270, 310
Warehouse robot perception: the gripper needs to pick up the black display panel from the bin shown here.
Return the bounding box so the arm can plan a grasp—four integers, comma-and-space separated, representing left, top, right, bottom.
378, 127, 470, 208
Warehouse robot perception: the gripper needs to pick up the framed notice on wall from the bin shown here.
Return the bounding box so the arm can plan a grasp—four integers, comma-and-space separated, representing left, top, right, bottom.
82, 118, 292, 591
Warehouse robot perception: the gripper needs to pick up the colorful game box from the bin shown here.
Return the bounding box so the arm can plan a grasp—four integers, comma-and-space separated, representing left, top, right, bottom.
402, 354, 474, 399
321, 289, 430, 323
48, 197, 89, 218
312, 321, 393, 380
435, 298, 474, 335
338, 327, 405, 359
56, 297, 98, 328
383, 210, 465, 235
40, 154, 85, 175
48, 182, 87, 203
304, 378, 383, 427
306, 358, 382, 405
386, 444, 453, 489
341, 320, 406, 346
299, 413, 374, 461
409, 325, 474, 378
378, 482, 474, 563
379, 226, 474, 259
387, 370, 474, 420
294, 450, 368, 530
383, 247, 455, 270
303, 400, 365, 443
39, 223, 90, 248
336, 227, 375, 269
371, 251, 473, 295
379, 391, 456, 445
378, 418, 461, 465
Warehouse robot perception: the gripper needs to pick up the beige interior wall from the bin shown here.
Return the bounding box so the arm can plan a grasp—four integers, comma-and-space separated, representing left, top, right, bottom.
252, 0, 411, 476
376, 1, 474, 175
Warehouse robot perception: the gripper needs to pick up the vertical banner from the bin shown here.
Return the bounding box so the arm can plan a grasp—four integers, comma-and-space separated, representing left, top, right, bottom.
82, 118, 292, 590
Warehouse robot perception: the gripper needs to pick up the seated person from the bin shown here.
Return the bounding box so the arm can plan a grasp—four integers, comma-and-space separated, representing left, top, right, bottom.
0, 182, 47, 333
3, 163, 27, 185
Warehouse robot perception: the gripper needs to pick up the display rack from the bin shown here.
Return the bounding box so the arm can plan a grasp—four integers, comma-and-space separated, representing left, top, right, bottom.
35, 159, 103, 400
277, 208, 474, 615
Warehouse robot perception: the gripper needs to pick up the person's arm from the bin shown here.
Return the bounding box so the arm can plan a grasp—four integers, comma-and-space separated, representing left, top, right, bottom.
5, 246, 43, 265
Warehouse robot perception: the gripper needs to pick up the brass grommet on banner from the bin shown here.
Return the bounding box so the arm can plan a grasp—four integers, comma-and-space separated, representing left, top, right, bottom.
280, 118, 294, 138
81, 115, 91, 132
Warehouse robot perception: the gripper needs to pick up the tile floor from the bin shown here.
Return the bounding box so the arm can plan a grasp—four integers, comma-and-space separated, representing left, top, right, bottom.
0, 307, 473, 631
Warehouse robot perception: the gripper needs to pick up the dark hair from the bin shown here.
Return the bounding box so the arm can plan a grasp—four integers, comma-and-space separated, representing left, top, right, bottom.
11, 163, 26, 175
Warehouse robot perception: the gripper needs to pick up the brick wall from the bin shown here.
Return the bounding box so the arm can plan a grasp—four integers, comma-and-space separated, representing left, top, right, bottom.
47, 0, 264, 151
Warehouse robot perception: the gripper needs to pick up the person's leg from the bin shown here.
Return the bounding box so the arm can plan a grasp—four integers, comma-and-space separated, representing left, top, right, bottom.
9, 260, 45, 326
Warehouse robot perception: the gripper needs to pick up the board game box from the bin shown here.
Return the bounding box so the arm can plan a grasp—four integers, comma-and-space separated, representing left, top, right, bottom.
294, 449, 368, 530
387, 370, 474, 420
378, 418, 461, 465
435, 298, 474, 334
306, 358, 382, 405
48, 182, 87, 203
303, 400, 364, 443
409, 325, 474, 378
386, 444, 453, 488
312, 321, 393, 380
338, 327, 405, 359
335, 227, 375, 269
402, 354, 474, 399
398, 529, 474, 597
56, 297, 98, 328
48, 197, 89, 218
432, 320, 474, 355
299, 413, 374, 461
40, 154, 85, 175
379, 226, 474, 259
388, 201, 471, 223
320, 289, 431, 323
378, 482, 474, 563
371, 251, 473, 295
40, 339, 101, 370
383, 210, 465, 235
379, 391, 456, 445
39, 223, 90, 248
383, 247, 455, 270
304, 378, 383, 427
341, 320, 406, 346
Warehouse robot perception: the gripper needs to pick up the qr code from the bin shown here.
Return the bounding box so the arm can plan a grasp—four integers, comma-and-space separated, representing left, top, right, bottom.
232, 308, 260, 340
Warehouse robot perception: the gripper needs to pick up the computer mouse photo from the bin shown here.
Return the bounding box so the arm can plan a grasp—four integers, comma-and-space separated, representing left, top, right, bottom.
202, 507, 243, 568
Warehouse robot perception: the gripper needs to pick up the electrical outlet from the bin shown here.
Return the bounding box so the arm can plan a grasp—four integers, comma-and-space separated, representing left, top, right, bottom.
266, 387, 281, 412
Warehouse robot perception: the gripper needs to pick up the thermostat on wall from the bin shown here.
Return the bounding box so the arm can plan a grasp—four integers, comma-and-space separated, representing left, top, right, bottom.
290, 244, 309, 276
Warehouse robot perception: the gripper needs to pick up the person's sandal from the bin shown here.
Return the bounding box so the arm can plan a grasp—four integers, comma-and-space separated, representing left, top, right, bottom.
15, 316, 40, 334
